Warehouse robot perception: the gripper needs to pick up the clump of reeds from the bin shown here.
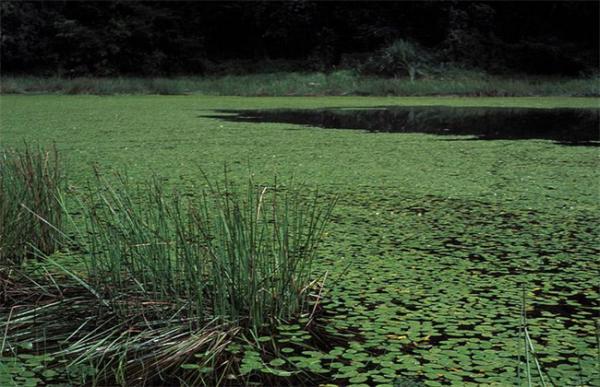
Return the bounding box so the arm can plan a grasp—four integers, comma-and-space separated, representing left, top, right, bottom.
0, 144, 63, 264
71, 172, 335, 328
1, 170, 336, 385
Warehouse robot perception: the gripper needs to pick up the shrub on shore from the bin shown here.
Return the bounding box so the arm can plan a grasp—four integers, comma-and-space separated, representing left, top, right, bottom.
1, 72, 598, 96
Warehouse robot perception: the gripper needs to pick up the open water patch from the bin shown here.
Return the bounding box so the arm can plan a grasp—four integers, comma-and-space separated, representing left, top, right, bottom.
205, 106, 600, 146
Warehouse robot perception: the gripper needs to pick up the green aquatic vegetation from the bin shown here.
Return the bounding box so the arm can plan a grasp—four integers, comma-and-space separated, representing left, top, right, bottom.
0, 145, 63, 264
0, 349, 51, 387
315, 191, 598, 385
1, 95, 598, 385
1, 170, 336, 386
65, 171, 335, 329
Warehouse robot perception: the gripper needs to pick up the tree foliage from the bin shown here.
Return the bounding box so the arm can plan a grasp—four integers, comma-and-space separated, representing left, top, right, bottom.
1, 1, 597, 76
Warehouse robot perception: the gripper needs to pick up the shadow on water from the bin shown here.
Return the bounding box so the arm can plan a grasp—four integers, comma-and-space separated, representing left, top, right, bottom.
203, 106, 600, 146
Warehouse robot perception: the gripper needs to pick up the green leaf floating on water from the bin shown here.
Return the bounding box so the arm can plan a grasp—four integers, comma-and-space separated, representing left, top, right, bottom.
269, 359, 286, 367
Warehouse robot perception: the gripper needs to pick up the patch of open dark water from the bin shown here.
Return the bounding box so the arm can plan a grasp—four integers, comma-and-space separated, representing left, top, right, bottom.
205, 106, 599, 146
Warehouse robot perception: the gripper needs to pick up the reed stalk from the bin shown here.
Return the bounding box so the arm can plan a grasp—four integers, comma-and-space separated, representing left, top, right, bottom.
0, 144, 63, 265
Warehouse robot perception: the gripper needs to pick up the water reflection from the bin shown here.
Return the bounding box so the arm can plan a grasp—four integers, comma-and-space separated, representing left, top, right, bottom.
205, 106, 599, 146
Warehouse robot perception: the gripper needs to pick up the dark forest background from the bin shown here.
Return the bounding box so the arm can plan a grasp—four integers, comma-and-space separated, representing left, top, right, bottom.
1, 1, 598, 77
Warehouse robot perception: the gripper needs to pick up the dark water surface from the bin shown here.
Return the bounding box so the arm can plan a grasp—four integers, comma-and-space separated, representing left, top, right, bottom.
205, 106, 599, 146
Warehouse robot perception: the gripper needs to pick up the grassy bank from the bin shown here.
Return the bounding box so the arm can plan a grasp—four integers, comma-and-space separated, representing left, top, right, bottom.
1, 95, 598, 385
1, 71, 599, 96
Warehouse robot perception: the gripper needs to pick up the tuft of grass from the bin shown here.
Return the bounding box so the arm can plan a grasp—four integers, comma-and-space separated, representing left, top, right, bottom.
0, 144, 64, 264
70, 171, 336, 329
1, 72, 598, 96
1, 169, 336, 385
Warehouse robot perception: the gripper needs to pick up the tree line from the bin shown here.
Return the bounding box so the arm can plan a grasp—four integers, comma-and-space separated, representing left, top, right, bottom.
1, 1, 597, 77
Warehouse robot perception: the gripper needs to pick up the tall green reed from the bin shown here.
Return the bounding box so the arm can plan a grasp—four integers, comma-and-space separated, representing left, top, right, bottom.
518, 286, 550, 387
2, 169, 336, 385
66, 171, 336, 329
0, 145, 63, 264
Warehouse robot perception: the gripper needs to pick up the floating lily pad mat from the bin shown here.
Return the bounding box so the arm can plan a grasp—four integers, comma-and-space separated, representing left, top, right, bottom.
313, 191, 599, 386
236, 187, 598, 386
206, 106, 600, 146
1, 96, 599, 385
207, 105, 599, 385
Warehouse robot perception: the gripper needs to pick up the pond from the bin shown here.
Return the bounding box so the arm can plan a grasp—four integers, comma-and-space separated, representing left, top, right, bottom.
206, 106, 599, 146
201, 105, 600, 385
2, 95, 598, 386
